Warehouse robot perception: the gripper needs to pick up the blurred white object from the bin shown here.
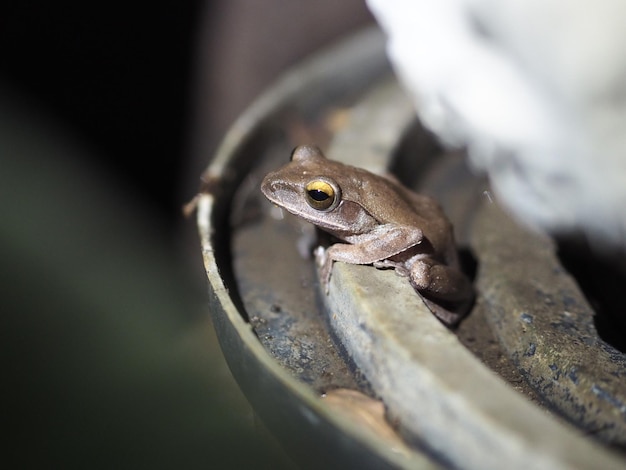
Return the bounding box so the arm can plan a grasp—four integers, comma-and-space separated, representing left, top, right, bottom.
367, 0, 626, 249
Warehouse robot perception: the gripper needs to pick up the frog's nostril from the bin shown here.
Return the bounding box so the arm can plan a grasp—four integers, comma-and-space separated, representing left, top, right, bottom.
271, 181, 287, 192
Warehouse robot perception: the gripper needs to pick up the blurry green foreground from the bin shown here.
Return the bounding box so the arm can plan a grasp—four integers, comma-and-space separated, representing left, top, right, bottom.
0, 89, 294, 469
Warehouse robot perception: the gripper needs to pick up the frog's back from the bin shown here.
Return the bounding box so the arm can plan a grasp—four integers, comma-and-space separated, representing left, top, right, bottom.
324, 160, 456, 262
356, 170, 449, 227
380, 174, 457, 265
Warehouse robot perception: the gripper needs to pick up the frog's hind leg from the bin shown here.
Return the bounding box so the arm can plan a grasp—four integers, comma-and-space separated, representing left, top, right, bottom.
409, 259, 473, 302
408, 258, 474, 326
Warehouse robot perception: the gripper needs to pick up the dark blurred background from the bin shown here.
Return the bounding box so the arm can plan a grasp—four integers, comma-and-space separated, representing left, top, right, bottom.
1, 1, 372, 468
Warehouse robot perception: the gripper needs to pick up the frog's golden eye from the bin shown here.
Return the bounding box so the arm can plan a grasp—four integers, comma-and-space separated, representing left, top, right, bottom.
305, 179, 340, 211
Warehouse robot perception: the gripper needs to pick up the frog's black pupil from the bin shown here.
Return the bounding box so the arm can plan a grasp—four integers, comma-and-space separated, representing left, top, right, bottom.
308, 189, 329, 201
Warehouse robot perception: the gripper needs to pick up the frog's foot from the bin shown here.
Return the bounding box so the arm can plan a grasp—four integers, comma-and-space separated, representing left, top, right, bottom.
408, 258, 475, 326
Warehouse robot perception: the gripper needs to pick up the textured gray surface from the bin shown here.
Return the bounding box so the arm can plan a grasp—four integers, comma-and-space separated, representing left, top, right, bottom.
472, 201, 626, 444
323, 261, 622, 470
198, 26, 626, 470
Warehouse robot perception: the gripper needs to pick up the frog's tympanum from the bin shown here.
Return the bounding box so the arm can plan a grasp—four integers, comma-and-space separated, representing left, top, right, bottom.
261, 145, 473, 325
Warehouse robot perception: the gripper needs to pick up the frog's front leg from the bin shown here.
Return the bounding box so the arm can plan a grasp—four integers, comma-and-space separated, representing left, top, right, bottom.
409, 258, 474, 325
315, 225, 423, 290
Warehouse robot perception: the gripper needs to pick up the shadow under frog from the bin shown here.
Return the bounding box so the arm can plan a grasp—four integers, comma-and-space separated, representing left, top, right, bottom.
261, 145, 474, 326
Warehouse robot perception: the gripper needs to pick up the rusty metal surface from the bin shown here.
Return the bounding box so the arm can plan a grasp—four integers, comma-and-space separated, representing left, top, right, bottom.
309, 80, 624, 469
196, 26, 626, 469
231, 161, 372, 393
197, 28, 439, 469
472, 201, 626, 445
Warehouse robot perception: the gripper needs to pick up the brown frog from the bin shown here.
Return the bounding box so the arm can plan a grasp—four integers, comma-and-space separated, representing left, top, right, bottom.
261, 145, 473, 325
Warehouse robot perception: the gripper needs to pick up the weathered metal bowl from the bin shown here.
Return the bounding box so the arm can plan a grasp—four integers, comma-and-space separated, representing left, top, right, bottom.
194, 28, 625, 469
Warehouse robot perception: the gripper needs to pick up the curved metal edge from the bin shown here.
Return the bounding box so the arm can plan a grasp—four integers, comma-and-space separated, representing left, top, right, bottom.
324, 262, 625, 470
327, 77, 417, 174
200, 27, 390, 190
197, 194, 436, 469
472, 200, 626, 445
194, 28, 439, 469
317, 75, 626, 470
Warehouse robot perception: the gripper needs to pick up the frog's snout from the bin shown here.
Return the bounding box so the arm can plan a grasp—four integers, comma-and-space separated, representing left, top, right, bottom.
261, 173, 288, 204
260, 173, 276, 199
